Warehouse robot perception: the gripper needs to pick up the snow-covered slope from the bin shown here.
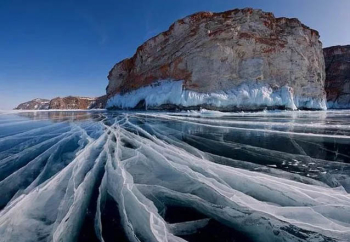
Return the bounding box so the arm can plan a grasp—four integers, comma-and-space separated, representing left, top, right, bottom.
107, 80, 327, 110
14, 98, 50, 110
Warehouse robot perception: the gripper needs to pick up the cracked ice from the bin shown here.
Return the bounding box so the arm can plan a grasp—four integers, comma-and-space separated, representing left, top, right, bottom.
0, 110, 350, 242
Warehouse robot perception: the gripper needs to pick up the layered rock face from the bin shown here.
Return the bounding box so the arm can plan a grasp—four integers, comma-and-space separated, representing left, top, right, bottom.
324, 45, 350, 109
14, 98, 50, 110
107, 8, 326, 110
49, 96, 98, 109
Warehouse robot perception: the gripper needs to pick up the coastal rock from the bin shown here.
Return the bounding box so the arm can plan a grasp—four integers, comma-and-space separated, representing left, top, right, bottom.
15, 96, 107, 110
107, 8, 326, 110
89, 95, 108, 109
324, 45, 350, 109
49, 96, 98, 109
14, 98, 50, 110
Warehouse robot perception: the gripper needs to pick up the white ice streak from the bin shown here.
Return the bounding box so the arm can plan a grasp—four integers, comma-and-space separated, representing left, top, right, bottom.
119, 125, 350, 241
137, 112, 350, 142
0, 131, 107, 242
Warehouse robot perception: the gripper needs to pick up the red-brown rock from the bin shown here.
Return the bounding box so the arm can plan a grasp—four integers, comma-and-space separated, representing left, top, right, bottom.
107, 8, 326, 110
324, 45, 350, 108
49, 96, 99, 109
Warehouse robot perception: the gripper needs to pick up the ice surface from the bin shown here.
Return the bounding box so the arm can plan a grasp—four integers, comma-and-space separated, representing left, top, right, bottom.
107, 80, 327, 110
0, 110, 349, 242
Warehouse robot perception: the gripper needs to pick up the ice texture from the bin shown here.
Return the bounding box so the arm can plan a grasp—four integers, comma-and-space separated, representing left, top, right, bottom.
0, 110, 350, 242
106, 80, 327, 110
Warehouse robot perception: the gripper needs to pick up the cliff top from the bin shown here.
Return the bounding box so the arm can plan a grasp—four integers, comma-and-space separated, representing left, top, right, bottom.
109, 7, 320, 76
324, 45, 350, 49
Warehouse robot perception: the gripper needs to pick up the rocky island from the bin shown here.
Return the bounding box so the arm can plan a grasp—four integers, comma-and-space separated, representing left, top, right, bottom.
106, 8, 327, 111
324, 45, 350, 109
14, 95, 107, 110
14, 98, 50, 110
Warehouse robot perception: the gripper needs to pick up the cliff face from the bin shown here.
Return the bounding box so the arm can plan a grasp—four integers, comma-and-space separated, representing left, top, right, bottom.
324, 45, 350, 109
15, 98, 50, 110
49, 96, 97, 109
89, 95, 107, 109
107, 8, 326, 110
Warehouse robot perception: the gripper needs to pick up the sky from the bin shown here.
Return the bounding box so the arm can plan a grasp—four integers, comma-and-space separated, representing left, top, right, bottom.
0, 0, 349, 110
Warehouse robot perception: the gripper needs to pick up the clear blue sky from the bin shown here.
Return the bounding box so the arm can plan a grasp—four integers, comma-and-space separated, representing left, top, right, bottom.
1, 0, 349, 109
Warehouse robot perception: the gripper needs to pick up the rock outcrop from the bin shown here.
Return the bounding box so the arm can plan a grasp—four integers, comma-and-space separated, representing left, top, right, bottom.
324, 45, 350, 109
15, 96, 106, 110
107, 8, 326, 111
89, 95, 108, 109
14, 98, 50, 110
49, 96, 97, 109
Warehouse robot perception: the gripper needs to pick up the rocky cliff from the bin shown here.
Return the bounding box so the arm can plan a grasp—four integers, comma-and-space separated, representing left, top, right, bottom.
14, 98, 50, 110
89, 95, 108, 109
15, 96, 106, 110
49, 96, 97, 109
324, 45, 350, 109
107, 8, 326, 111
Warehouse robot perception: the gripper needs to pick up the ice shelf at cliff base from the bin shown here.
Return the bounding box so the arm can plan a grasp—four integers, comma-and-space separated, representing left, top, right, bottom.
106, 80, 327, 110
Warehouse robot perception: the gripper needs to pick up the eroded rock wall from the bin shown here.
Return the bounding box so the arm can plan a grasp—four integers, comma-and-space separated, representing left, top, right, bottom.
49, 96, 97, 109
324, 45, 350, 109
107, 8, 326, 110
89, 95, 107, 109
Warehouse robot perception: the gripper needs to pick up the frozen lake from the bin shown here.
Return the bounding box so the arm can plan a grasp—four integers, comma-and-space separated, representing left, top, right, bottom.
0, 110, 350, 242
